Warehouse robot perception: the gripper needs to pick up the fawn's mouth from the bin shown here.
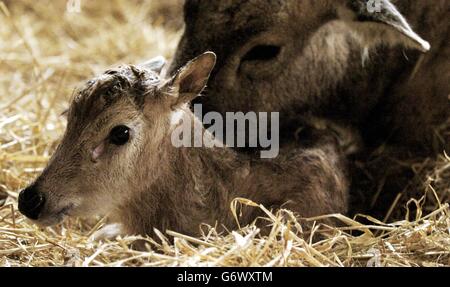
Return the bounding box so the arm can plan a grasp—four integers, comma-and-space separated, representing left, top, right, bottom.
35, 204, 74, 227
56, 205, 74, 218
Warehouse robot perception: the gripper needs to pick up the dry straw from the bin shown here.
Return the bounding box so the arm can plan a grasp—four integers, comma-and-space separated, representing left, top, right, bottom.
0, 0, 449, 267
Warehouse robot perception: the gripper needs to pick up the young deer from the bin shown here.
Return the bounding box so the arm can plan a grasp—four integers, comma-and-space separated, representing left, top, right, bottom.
18, 53, 349, 238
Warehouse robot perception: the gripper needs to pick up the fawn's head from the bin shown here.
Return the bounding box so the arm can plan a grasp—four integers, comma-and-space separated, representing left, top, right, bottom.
18, 52, 216, 226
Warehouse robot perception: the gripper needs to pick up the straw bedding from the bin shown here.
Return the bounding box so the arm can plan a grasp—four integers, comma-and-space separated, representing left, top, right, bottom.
0, 0, 449, 267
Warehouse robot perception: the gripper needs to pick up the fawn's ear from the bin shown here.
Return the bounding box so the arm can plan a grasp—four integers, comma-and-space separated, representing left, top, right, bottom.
140, 56, 167, 74
162, 52, 216, 107
338, 0, 430, 52
61, 109, 69, 118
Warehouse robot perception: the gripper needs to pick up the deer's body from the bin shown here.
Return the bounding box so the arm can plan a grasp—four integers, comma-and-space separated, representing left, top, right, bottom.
115, 109, 348, 236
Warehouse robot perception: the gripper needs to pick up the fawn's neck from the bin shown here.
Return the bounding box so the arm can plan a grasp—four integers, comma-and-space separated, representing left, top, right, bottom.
119, 109, 251, 236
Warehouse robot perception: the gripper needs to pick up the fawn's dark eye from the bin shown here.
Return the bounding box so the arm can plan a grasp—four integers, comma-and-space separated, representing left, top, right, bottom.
242, 45, 281, 62
109, 125, 130, 146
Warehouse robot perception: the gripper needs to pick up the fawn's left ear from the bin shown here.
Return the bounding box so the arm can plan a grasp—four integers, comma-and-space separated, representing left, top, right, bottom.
338, 0, 430, 52
140, 56, 167, 74
162, 52, 217, 107
61, 109, 69, 118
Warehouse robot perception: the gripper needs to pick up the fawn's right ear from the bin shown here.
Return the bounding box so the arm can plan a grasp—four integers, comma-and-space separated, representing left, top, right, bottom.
161, 52, 216, 107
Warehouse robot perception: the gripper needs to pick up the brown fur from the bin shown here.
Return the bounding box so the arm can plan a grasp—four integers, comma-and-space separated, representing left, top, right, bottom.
19, 54, 349, 238
169, 0, 450, 217
170, 0, 449, 152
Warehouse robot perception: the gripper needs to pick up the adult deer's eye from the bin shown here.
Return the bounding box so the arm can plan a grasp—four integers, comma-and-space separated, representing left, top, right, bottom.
109, 125, 130, 146
242, 45, 281, 62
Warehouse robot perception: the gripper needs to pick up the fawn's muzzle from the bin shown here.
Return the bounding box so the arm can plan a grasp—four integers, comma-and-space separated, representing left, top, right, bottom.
18, 185, 46, 220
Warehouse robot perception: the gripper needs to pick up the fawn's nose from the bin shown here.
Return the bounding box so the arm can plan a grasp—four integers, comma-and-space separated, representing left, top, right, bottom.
18, 185, 46, 220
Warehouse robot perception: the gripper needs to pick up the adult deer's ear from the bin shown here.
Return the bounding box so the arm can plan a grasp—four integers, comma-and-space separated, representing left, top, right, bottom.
338, 0, 430, 52
140, 56, 167, 74
162, 52, 216, 107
